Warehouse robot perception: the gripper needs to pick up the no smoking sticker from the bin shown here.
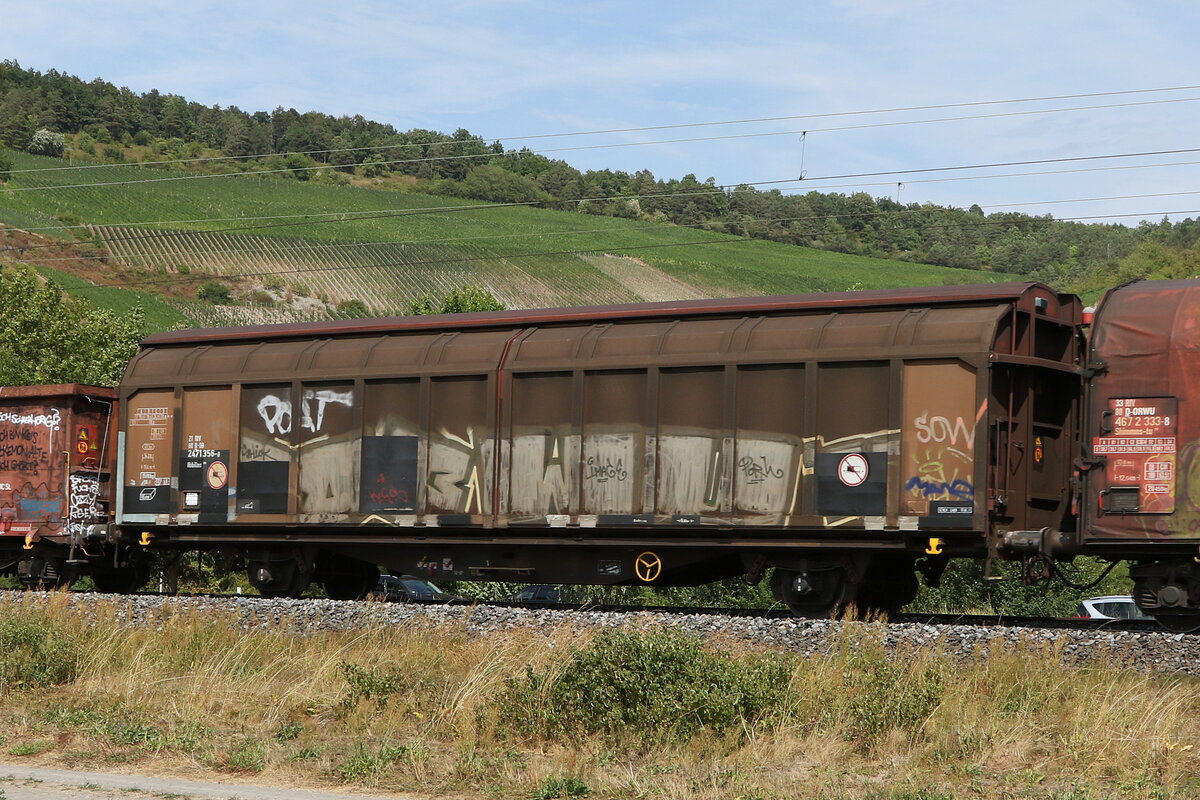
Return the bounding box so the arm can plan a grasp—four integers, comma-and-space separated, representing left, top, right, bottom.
837, 453, 869, 487
206, 460, 228, 490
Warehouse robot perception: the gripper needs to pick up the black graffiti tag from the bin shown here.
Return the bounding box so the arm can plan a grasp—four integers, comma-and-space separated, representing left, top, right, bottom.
585, 457, 628, 483
738, 455, 785, 484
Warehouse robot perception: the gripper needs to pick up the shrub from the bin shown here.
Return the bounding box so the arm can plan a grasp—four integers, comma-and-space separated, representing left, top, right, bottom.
535, 776, 590, 799
495, 630, 792, 744
406, 286, 504, 316
447, 164, 551, 204
0, 150, 11, 182
224, 737, 267, 772
311, 169, 350, 185
0, 611, 79, 690
27, 128, 66, 157
334, 299, 370, 318
361, 155, 388, 178
332, 740, 425, 782
83, 123, 111, 144
197, 281, 232, 304
340, 662, 404, 710
839, 644, 945, 746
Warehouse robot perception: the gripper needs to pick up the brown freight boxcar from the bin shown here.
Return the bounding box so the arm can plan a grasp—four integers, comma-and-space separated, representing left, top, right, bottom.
113, 281, 1082, 613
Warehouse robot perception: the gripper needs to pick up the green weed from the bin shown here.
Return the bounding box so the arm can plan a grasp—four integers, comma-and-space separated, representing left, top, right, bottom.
496, 629, 792, 745
332, 740, 425, 782
223, 737, 267, 772
533, 776, 590, 799
7, 739, 50, 756
273, 721, 302, 742
0, 612, 80, 690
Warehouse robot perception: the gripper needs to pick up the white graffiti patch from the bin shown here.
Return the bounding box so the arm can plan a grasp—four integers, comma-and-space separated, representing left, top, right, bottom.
67, 474, 101, 537
0, 408, 61, 431
256, 390, 354, 435
256, 395, 293, 434
300, 389, 354, 433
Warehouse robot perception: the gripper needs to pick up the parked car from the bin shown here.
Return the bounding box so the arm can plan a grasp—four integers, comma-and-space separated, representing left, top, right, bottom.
506, 584, 564, 604
370, 574, 456, 603
1074, 595, 1150, 620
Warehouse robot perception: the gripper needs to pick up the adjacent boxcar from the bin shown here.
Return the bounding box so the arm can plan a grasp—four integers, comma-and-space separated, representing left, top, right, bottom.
0, 385, 131, 588
1066, 279, 1200, 631
113, 281, 1082, 612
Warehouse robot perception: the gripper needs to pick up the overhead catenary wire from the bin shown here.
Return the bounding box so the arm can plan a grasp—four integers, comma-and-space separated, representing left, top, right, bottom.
13, 154, 1200, 236
6, 151, 1200, 258
11, 84, 1200, 175
8, 98, 1200, 192
8, 148, 1200, 259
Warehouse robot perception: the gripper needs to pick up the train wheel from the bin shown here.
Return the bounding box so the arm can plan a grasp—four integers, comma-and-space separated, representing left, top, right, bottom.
91, 559, 151, 594
247, 554, 310, 598
317, 554, 379, 601
853, 555, 920, 617
771, 561, 852, 617
17, 555, 74, 590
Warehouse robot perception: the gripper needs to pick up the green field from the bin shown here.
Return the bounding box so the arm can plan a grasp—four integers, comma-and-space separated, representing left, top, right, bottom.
0, 152, 1021, 330
32, 265, 188, 331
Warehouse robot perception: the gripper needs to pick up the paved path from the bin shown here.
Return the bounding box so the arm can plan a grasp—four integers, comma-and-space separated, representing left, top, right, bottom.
0, 764, 423, 800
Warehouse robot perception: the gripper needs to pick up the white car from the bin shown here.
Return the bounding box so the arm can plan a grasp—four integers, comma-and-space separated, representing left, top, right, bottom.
1075, 595, 1150, 620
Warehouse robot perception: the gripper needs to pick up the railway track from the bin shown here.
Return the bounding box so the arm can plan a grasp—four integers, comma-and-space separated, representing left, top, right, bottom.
10, 587, 1168, 633
6, 588, 1198, 673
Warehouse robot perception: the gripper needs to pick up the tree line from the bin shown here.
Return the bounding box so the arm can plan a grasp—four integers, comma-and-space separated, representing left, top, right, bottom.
3, 60, 1200, 295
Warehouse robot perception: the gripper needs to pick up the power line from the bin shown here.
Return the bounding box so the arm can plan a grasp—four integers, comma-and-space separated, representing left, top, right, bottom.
782, 158, 1200, 193
8, 97, 1200, 192
12, 84, 1200, 175
7, 150, 1200, 257
503, 85, 1200, 140
797, 147, 1200, 182
13, 154, 1200, 236
0, 170, 909, 253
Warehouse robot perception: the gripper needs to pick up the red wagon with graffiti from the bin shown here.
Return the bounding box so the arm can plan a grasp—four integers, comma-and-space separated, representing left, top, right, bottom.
0, 385, 142, 590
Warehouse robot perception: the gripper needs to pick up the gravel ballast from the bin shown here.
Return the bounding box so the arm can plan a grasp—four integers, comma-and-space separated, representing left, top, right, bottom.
12, 593, 1200, 675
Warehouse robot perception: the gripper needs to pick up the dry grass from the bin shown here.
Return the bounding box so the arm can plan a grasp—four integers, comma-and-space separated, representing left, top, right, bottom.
0, 594, 1196, 799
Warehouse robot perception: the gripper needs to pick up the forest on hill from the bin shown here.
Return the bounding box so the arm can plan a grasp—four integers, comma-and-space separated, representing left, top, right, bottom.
3, 60, 1200, 298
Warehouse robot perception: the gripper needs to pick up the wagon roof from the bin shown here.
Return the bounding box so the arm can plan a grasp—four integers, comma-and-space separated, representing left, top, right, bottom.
144, 281, 1054, 347
0, 384, 116, 400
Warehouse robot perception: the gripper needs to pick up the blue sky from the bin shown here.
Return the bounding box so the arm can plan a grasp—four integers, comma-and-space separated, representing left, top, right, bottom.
5, 0, 1199, 224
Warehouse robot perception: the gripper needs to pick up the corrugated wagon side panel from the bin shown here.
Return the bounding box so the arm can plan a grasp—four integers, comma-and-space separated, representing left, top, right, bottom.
0, 401, 69, 534
0, 387, 117, 544
122, 389, 175, 518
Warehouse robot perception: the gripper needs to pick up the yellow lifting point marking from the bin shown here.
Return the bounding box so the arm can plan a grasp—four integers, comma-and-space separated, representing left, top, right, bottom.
925, 537, 945, 555
635, 551, 663, 582
139, 531, 155, 546
22, 533, 34, 551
